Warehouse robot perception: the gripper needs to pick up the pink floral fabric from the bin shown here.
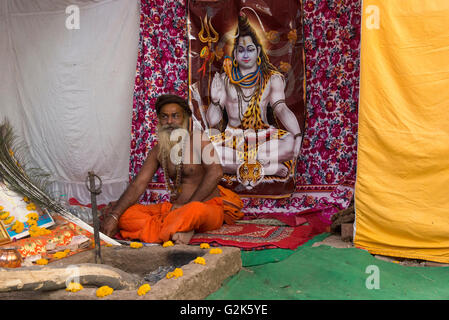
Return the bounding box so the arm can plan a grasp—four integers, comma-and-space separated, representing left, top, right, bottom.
129, 0, 360, 215
129, 0, 188, 203
296, 0, 361, 188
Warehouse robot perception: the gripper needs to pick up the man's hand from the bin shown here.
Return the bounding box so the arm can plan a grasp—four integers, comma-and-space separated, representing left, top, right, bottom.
100, 201, 119, 237
100, 214, 119, 237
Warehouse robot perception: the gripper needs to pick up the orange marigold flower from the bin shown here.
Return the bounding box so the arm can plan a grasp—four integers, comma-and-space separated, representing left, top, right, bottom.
166, 268, 183, 279
162, 241, 174, 248
209, 248, 223, 254
194, 257, 206, 265
199, 243, 210, 249
66, 282, 84, 293
137, 284, 151, 296
96, 285, 113, 298
130, 242, 143, 249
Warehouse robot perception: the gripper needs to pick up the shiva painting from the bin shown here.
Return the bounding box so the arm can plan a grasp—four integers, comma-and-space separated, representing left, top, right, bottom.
188, 1, 305, 197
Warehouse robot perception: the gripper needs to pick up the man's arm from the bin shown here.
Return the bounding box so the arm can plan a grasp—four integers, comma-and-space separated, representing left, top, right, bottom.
100, 144, 160, 236
110, 144, 161, 218
186, 138, 223, 203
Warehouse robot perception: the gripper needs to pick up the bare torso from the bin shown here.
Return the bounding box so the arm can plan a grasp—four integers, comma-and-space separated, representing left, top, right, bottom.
159, 132, 221, 204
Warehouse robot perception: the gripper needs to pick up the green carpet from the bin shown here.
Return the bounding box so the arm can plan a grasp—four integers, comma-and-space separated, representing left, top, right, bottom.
208, 235, 449, 300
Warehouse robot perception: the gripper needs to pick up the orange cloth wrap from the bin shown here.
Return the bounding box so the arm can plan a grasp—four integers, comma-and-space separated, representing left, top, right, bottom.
118, 186, 243, 243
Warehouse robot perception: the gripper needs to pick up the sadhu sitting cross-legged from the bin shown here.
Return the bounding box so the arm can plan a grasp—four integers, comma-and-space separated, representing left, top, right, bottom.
100, 94, 243, 245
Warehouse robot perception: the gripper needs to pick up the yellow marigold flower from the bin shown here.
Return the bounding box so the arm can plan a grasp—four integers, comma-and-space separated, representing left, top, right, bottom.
194, 257, 206, 265
137, 283, 151, 296
166, 268, 183, 279
35, 258, 48, 265
29, 226, 51, 237
96, 286, 113, 298
26, 203, 36, 211
29, 225, 39, 236
130, 242, 143, 249
3, 216, 14, 225
0, 212, 10, 220
0, 206, 3, 211
11, 221, 24, 233
27, 219, 37, 227
199, 243, 210, 249
209, 248, 223, 254
26, 212, 39, 220
23, 197, 30, 203
66, 282, 84, 293
53, 251, 68, 259
162, 240, 174, 248
39, 227, 51, 235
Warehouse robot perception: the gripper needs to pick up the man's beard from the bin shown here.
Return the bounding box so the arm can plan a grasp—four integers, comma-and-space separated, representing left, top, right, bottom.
157, 117, 189, 161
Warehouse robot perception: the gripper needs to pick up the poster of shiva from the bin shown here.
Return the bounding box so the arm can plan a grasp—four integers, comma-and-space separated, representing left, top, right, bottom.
187, 0, 305, 197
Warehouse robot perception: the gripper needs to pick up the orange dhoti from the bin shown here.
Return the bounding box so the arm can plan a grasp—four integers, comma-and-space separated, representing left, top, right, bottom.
118, 186, 243, 243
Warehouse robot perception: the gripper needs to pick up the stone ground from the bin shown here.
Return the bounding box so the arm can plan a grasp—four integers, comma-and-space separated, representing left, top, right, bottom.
2, 231, 448, 300
0, 244, 242, 300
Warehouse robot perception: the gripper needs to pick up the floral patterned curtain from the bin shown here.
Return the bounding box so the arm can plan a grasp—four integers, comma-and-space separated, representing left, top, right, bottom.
129, 0, 360, 218
129, 0, 188, 203
297, 0, 360, 188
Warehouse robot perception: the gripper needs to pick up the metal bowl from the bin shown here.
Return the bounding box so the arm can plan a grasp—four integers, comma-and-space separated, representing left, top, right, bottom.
0, 247, 23, 268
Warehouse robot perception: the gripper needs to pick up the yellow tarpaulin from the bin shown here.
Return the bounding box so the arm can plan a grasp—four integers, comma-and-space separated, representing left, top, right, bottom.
355, 0, 449, 263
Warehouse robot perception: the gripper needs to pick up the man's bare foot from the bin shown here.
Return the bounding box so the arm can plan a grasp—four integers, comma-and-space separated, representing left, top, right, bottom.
172, 230, 194, 245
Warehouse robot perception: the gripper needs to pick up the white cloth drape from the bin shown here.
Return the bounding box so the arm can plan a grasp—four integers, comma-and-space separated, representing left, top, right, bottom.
0, 0, 140, 204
